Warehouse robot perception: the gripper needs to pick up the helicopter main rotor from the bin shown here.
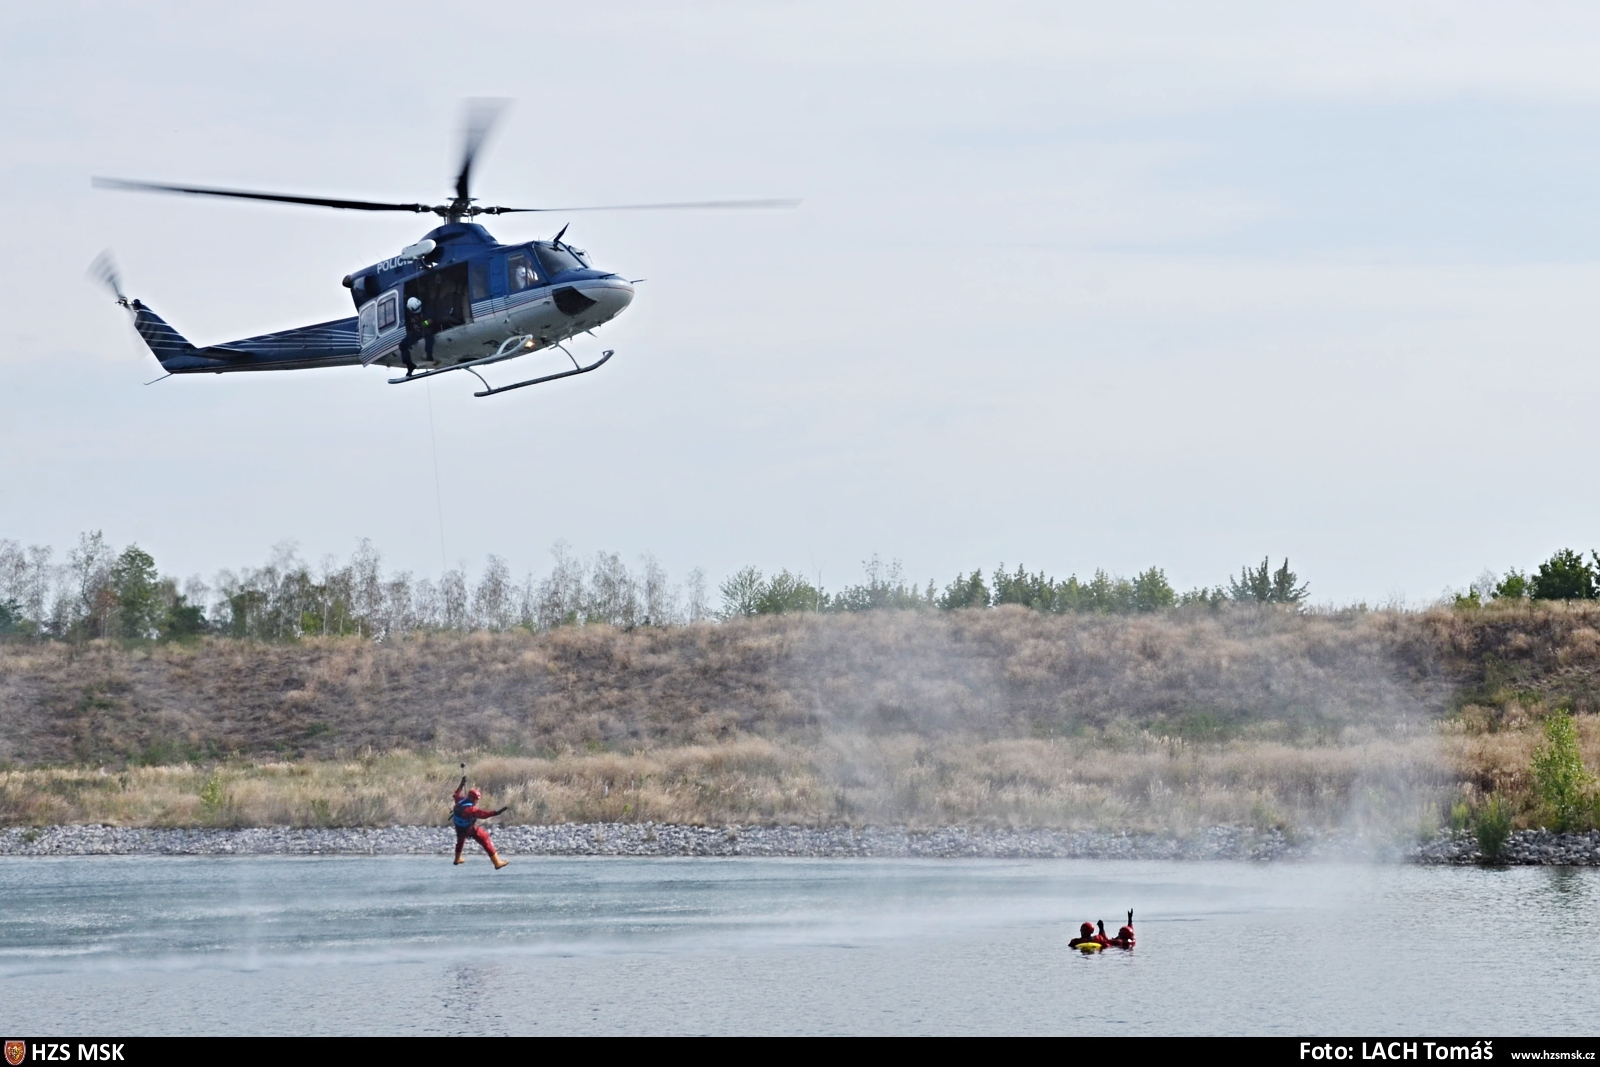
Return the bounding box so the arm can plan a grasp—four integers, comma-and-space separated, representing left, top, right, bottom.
94, 99, 797, 224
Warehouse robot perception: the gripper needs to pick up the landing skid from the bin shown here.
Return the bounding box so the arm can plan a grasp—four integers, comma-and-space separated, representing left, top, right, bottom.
470, 348, 614, 397
385, 335, 614, 398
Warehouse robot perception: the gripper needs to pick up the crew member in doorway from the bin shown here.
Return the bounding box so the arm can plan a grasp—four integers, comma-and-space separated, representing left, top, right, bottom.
452, 766, 510, 869
399, 296, 436, 376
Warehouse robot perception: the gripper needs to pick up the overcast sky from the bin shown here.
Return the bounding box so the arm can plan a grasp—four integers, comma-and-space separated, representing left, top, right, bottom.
5, 1, 1600, 604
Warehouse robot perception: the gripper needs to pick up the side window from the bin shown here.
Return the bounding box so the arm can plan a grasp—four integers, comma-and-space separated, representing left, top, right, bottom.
359, 302, 377, 344
507, 253, 539, 294
377, 293, 399, 333
469, 261, 489, 302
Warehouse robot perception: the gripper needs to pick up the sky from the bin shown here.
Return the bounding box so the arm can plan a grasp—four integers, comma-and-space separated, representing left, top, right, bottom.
4, 1, 1600, 605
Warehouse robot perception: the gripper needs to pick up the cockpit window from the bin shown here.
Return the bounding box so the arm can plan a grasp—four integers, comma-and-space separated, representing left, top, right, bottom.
507, 253, 540, 293
534, 242, 584, 277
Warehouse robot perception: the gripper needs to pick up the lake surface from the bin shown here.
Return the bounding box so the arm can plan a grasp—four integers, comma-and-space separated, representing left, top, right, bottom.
0, 856, 1594, 1035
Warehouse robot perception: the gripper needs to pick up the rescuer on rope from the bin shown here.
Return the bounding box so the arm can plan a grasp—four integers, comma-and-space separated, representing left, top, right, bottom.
452, 763, 510, 869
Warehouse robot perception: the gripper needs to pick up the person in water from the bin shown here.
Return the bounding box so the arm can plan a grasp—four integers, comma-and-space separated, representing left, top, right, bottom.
1070, 910, 1135, 949
1106, 910, 1136, 949
1068, 922, 1105, 949
452, 768, 510, 869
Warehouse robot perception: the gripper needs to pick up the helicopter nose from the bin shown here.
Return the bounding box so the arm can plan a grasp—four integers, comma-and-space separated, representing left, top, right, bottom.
592, 279, 634, 318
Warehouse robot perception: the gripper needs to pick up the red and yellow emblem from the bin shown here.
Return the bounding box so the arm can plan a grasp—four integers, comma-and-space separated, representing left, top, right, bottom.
4, 1041, 24, 1066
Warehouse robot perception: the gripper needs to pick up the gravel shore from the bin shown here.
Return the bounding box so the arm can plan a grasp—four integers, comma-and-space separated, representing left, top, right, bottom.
1, 823, 1596, 863
1412, 828, 1600, 866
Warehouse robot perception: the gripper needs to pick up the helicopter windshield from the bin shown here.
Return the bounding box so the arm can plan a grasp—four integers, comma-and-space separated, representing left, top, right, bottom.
534, 242, 585, 277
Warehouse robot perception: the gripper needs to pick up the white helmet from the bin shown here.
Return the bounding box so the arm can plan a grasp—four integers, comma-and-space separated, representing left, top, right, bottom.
406, 296, 422, 312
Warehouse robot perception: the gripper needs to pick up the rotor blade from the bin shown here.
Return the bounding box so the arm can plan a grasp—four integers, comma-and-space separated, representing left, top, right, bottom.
456, 98, 509, 203
93, 177, 435, 213
86, 249, 125, 302
480, 198, 801, 214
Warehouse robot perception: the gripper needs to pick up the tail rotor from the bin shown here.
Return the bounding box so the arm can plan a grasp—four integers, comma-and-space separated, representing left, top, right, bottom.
88, 249, 130, 308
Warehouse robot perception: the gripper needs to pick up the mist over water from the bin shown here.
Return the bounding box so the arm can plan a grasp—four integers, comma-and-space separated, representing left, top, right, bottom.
1, 856, 1595, 1035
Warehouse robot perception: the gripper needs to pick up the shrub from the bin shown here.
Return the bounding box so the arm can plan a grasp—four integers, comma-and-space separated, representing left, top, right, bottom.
1493, 569, 1529, 600
1475, 794, 1512, 862
757, 570, 824, 615
1229, 558, 1308, 605
1131, 567, 1176, 613
829, 556, 932, 612
939, 570, 990, 610
1530, 549, 1597, 601
162, 595, 207, 639
1530, 709, 1596, 830
718, 567, 766, 619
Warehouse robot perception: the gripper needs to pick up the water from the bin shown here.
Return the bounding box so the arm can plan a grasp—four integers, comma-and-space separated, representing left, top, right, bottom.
0, 856, 1594, 1035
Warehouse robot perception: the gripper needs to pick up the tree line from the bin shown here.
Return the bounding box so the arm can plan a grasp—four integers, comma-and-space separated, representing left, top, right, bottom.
0, 533, 1314, 643
0, 534, 710, 641
1456, 548, 1600, 606
717, 555, 1307, 618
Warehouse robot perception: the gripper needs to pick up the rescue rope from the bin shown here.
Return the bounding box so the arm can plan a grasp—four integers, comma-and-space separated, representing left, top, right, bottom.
426, 379, 447, 574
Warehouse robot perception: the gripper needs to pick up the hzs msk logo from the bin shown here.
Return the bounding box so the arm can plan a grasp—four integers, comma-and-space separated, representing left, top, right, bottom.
5, 1041, 24, 1067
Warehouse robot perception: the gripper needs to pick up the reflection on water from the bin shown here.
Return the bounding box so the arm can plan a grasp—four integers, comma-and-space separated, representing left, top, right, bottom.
0, 856, 1593, 1035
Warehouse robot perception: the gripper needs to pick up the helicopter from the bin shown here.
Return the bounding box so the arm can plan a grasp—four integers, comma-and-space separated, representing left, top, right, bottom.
91, 102, 794, 397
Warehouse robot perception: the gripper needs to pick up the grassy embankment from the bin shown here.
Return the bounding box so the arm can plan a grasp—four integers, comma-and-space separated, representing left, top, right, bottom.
1, 603, 1597, 833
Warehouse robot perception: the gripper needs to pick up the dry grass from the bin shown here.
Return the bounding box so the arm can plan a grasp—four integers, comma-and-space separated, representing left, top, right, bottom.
0, 605, 1459, 764
0, 729, 1459, 833
3, 602, 1599, 831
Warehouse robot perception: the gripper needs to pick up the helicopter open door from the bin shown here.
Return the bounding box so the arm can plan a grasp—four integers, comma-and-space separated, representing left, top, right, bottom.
404, 262, 472, 332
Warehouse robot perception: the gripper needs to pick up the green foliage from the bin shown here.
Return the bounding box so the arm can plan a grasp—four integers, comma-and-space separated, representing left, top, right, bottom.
161, 594, 206, 640
961, 563, 1177, 616
718, 567, 766, 619
829, 556, 934, 613
198, 772, 226, 812
1229, 557, 1308, 605
1450, 799, 1472, 833
1179, 586, 1228, 609
1531, 549, 1598, 602
108, 544, 162, 639
758, 570, 825, 615
1474, 794, 1513, 862
991, 564, 1055, 609
1131, 567, 1177, 612
1493, 569, 1530, 600
1530, 709, 1596, 830
939, 570, 990, 610
7, 538, 207, 642
226, 590, 269, 638
718, 567, 827, 618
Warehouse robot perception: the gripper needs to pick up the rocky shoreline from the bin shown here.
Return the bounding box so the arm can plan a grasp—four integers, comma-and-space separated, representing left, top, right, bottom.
1412, 828, 1600, 866
1, 823, 1597, 863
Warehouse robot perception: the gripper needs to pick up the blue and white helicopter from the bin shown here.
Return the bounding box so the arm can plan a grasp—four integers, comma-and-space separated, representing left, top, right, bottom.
91, 102, 793, 397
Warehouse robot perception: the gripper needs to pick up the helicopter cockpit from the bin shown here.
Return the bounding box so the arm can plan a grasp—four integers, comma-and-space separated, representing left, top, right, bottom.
533, 241, 587, 277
